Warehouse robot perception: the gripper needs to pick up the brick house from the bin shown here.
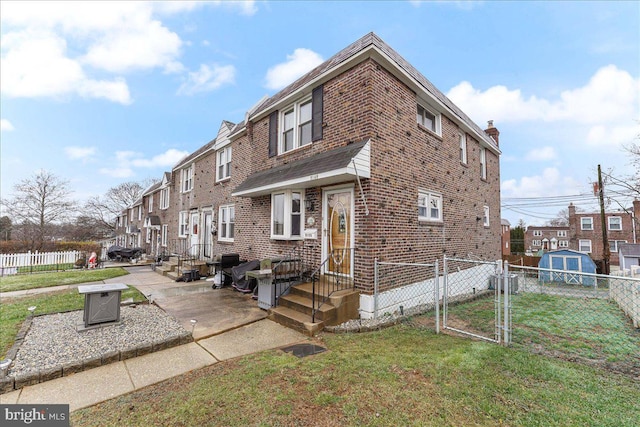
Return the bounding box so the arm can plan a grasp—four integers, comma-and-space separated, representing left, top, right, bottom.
569, 201, 640, 266
524, 225, 570, 254
501, 219, 511, 256
114, 33, 502, 327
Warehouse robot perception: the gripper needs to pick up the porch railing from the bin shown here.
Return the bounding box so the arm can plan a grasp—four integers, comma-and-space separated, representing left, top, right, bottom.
271, 244, 315, 305
311, 248, 355, 322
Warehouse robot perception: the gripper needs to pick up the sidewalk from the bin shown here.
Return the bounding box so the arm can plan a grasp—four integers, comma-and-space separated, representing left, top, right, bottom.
0, 267, 310, 412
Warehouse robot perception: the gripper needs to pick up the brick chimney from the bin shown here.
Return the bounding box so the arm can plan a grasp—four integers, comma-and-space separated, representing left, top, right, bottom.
485, 120, 500, 146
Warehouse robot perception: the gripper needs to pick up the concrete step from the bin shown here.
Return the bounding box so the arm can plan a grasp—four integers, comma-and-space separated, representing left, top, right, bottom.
268, 306, 324, 336
278, 293, 336, 323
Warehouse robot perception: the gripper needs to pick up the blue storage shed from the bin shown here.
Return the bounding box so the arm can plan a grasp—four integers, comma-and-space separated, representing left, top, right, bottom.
538, 249, 597, 286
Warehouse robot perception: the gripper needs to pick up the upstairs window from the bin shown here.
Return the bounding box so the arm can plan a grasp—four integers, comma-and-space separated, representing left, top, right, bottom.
217, 146, 232, 182
459, 132, 467, 164
557, 230, 567, 237
148, 194, 153, 213
160, 187, 170, 210
271, 190, 303, 239
581, 217, 593, 230
533, 230, 542, 237
281, 99, 312, 153
608, 216, 622, 231
417, 104, 440, 134
480, 147, 487, 180
418, 190, 443, 222
181, 166, 193, 193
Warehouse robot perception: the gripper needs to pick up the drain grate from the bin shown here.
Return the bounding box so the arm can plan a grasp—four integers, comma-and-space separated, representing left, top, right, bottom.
281, 343, 327, 358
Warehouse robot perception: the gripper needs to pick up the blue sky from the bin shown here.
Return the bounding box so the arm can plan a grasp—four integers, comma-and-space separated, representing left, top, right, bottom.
1, 1, 638, 227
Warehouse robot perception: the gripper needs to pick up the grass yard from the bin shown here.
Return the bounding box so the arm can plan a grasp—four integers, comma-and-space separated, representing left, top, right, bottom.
0, 267, 129, 293
72, 324, 640, 427
442, 292, 640, 377
1, 287, 147, 357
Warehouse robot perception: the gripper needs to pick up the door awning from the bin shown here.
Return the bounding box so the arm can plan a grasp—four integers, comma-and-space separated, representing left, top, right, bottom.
144, 216, 161, 229
232, 139, 370, 197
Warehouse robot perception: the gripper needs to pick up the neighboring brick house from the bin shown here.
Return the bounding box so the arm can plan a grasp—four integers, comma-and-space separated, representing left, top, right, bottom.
112, 33, 503, 322
501, 219, 511, 256
569, 201, 640, 266
524, 225, 570, 254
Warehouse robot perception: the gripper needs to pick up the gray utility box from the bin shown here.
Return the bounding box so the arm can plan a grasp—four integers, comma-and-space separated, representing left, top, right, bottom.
247, 269, 292, 310
78, 283, 128, 328
488, 274, 519, 294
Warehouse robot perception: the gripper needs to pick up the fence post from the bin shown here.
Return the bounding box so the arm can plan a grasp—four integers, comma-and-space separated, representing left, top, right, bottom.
435, 259, 440, 334
503, 261, 511, 346
374, 258, 379, 320
442, 256, 448, 330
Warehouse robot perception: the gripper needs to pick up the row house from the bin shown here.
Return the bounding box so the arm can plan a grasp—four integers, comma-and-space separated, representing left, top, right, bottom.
114, 33, 503, 326
524, 225, 570, 254
568, 201, 640, 266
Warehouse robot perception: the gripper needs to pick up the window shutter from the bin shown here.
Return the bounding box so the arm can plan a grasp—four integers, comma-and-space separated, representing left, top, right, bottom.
312, 84, 323, 141
268, 111, 278, 157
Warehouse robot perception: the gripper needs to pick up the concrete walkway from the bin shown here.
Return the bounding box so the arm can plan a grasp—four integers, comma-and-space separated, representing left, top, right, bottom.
0, 266, 310, 412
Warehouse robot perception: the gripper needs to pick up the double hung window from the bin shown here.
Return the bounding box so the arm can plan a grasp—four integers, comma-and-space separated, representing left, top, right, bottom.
459, 132, 467, 164
281, 99, 312, 153
217, 147, 232, 181
218, 205, 235, 242
160, 187, 169, 209
581, 217, 593, 230
480, 147, 487, 180
179, 211, 189, 237
579, 239, 592, 252
181, 166, 193, 193
271, 190, 303, 239
608, 217, 622, 231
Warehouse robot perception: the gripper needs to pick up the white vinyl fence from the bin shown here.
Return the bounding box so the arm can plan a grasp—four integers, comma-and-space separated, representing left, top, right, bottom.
0, 250, 82, 275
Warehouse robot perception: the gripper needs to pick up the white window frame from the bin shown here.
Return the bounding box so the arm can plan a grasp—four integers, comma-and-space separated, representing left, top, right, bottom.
608, 216, 622, 231
417, 104, 441, 135
532, 240, 541, 247
533, 230, 543, 237
610, 240, 627, 252
138, 205, 142, 221
459, 132, 467, 164
271, 190, 304, 240
418, 190, 443, 223
161, 224, 168, 247
160, 187, 170, 210
280, 98, 312, 154
179, 211, 189, 237
218, 204, 235, 242
581, 217, 593, 230
480, 147, 487, 180
579, 239, 592, 253
217, 146, 232, 182
557, 230, 567, 237
559, 240, 569, 248
181, 165, 193, 193
483, 205, 490, 227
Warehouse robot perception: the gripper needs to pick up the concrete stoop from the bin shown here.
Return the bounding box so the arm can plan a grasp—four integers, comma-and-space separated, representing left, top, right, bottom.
268, 281, 360, 336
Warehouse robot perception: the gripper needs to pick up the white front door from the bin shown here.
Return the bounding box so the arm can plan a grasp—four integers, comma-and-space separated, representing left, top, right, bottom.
322, 187, 354, 277
203, 211, 213, 258
190, 212, 199, 256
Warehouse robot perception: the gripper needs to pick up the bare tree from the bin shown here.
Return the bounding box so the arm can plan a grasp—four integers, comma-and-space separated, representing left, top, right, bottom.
1, 170, 76, 249
546, 208, 570, 227
82, 180, 157, 232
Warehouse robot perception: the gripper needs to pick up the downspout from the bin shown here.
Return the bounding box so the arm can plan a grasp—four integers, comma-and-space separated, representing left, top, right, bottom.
352, 159, 369, 216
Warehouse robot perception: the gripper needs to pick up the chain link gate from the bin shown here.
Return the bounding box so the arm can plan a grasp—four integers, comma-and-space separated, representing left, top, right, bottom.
441, 256, 512, 345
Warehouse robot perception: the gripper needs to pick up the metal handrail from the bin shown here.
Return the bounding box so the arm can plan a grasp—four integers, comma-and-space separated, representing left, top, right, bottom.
311, 248, 355, 322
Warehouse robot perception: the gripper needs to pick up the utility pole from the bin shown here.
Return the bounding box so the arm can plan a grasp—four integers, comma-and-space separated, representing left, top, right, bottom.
597, 165, 610, 275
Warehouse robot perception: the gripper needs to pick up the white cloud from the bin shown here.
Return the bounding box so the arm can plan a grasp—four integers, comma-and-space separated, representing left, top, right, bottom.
1, 119, 14, 131
447, 65, 639, 130
264, 48, 324, 91
501, 167, 582, 198
99, 148, 189, 178
65, 146, 97, 160
525, 146, 557, 162
178, 64, 236, 95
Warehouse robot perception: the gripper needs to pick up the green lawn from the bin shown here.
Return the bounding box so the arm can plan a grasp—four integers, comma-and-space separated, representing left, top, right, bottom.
0, 268, 129, 292
72, 324, 640, 426
1, 288, 147, 357
444, 292, 640, 374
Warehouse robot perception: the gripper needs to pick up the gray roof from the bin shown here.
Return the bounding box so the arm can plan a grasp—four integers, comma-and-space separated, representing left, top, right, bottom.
250, 32, 498, 150
233, 140, 368, 196
619, 243, 640, 257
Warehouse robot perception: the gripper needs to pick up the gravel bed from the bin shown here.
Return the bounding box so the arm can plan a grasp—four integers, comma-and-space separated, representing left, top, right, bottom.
8, 304, 188, 378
